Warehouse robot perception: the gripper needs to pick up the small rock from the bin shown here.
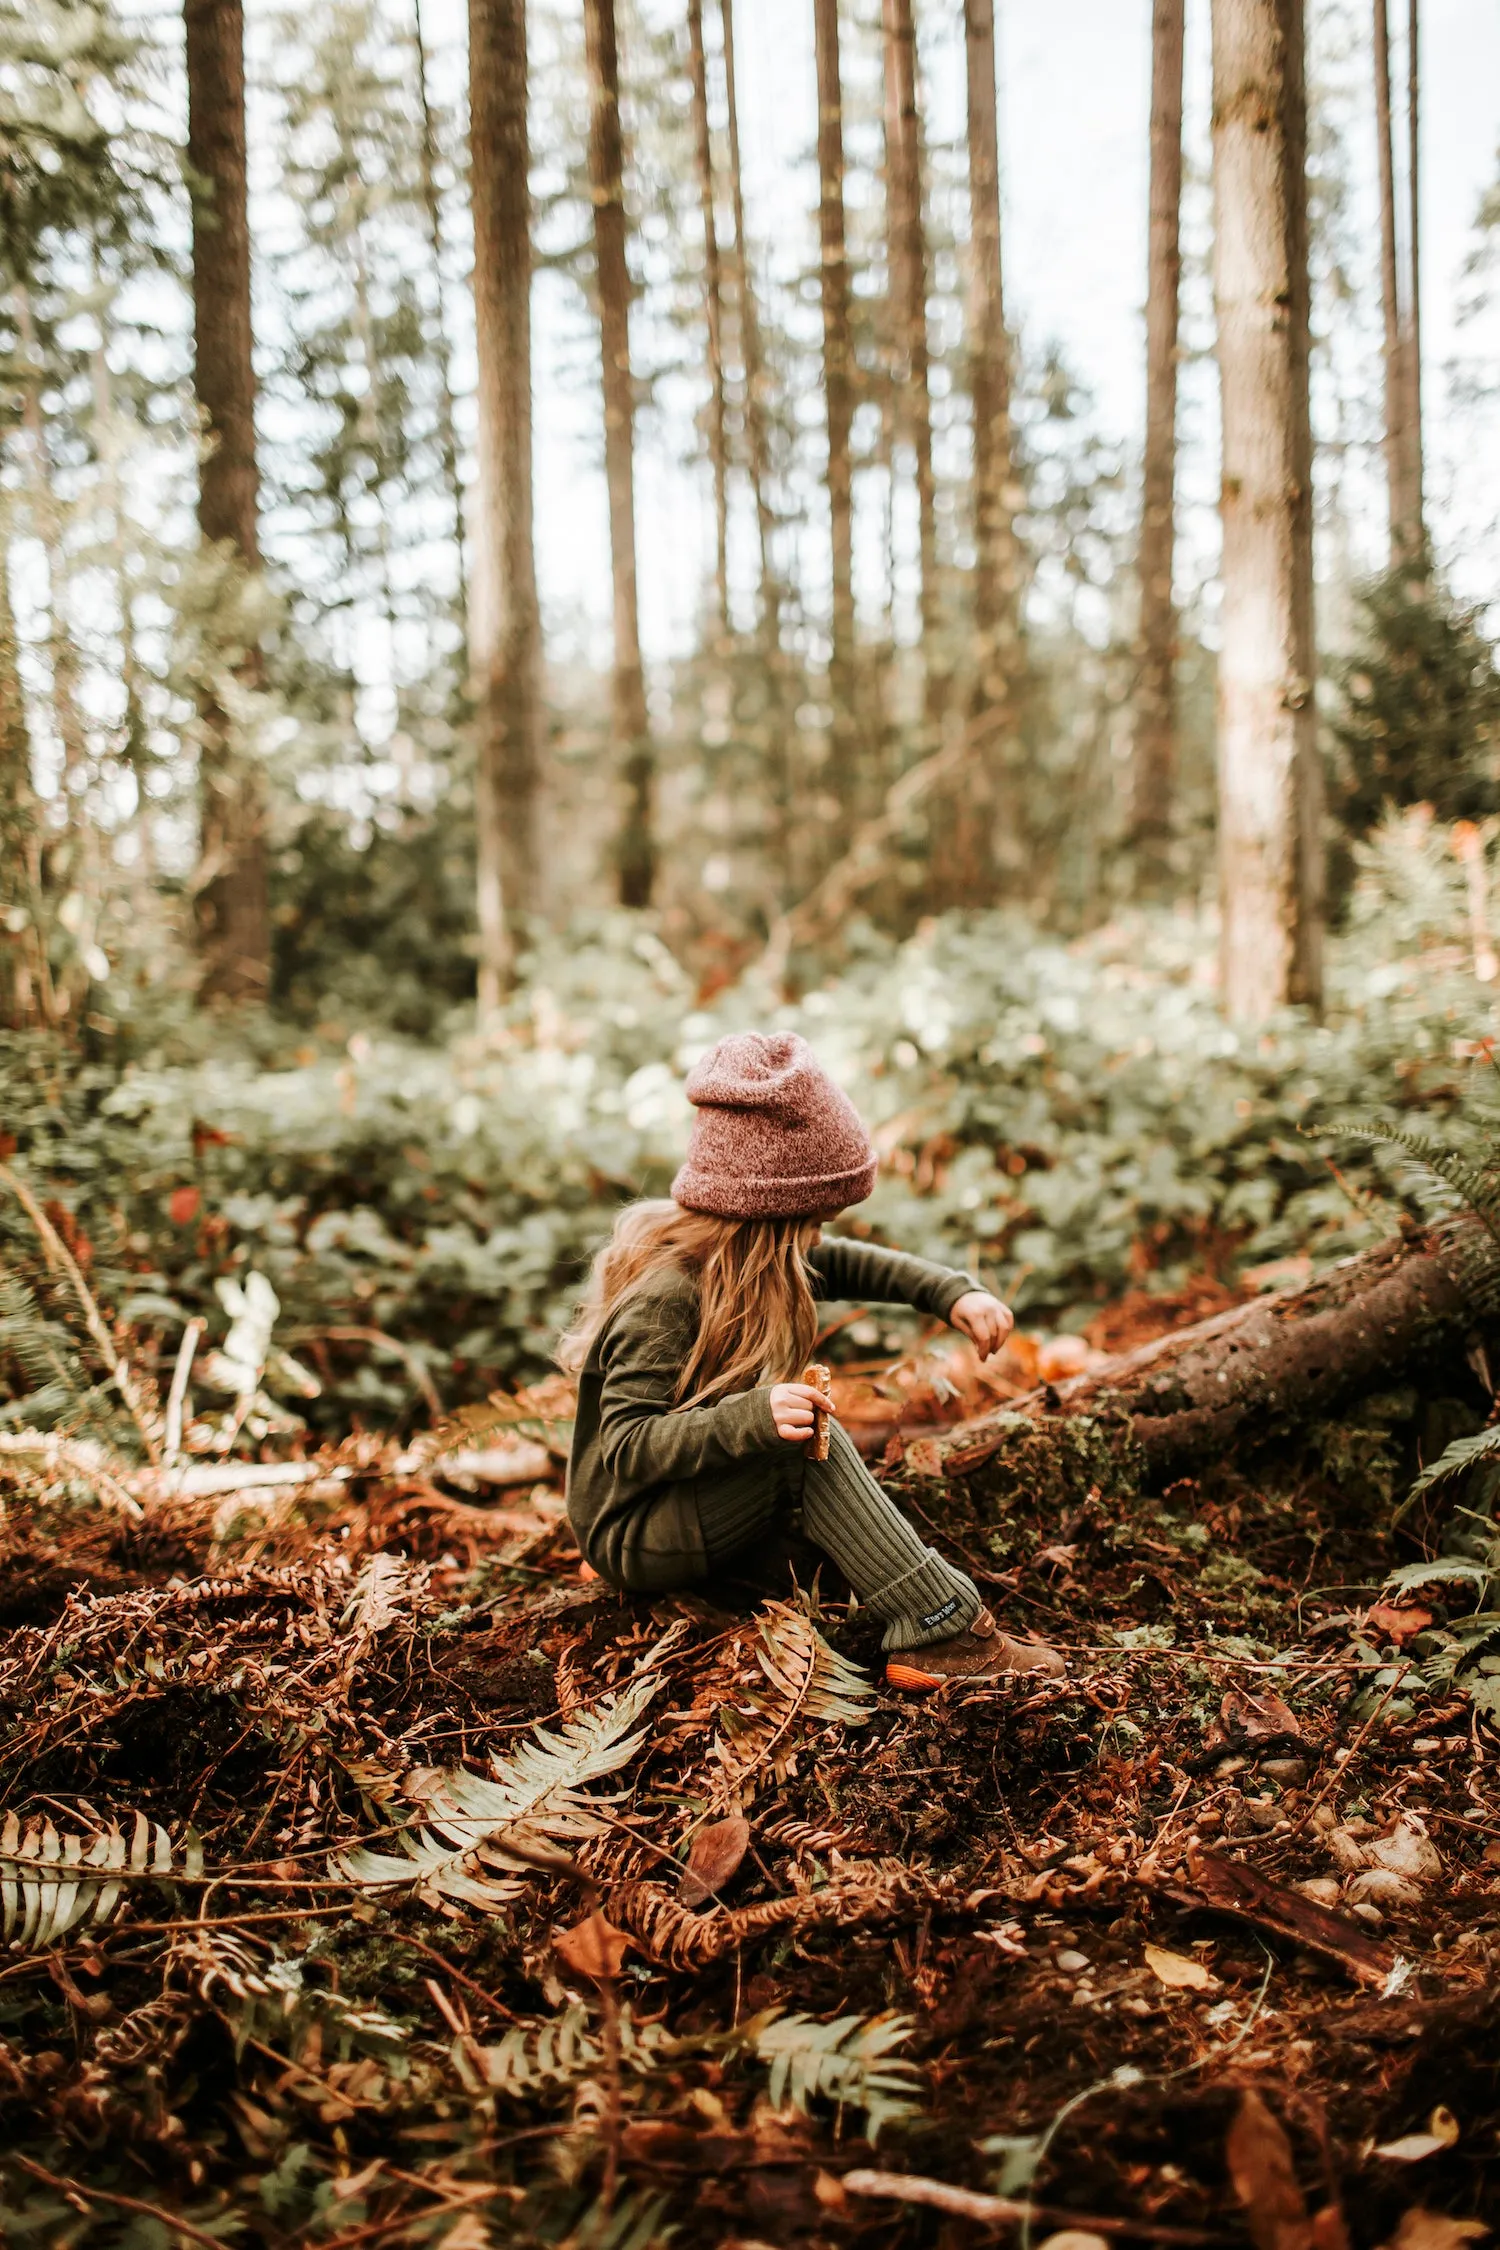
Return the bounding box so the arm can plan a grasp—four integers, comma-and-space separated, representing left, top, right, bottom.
1349, 1867, 1423, 1908
1260, 1757, 1308, 1786
1297, 1877, 1341, 1906
1038, 2236, 1111, 2250
1367, 1813, 1442, 1884
1350, 1900, 1385, 1926
1246, 1798, 1281, 1830
1055, 1949, 1090, 1974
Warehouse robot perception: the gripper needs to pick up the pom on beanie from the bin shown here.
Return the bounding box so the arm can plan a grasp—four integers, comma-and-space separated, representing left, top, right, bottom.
670, 1031, 877, 1219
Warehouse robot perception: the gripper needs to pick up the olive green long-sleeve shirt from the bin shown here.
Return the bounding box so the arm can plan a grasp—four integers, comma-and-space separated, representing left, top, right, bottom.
565, 1237, 975, 1587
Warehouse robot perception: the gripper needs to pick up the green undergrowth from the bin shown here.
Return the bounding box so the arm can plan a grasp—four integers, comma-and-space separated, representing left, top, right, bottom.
3, 810, 1499, 1435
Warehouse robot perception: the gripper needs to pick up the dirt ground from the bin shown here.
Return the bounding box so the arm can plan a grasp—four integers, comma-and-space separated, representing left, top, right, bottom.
0, 1324, 1496, 2250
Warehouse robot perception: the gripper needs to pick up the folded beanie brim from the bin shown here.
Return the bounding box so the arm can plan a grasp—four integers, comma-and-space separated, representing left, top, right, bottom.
671, 1153, 877, 1219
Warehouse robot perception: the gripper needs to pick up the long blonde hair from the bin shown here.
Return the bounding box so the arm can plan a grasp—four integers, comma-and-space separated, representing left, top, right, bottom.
558, 1199, 821, 1408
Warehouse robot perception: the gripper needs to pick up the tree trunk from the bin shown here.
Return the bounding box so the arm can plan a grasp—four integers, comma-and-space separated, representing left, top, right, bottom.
414, 0, 468, 623
1403, 0, 1424, 552
583, 0, 654, 910
929, 1218, 1495, 1484
1210, 0, 1323, 1021
721, 0, 780, 649
1373, 0, 1424, 564
813, 0, 859, 819
468, 0, 543, 1001
882, 0, 939, 694
14, 292, 90, 825
1373, 0, 1409, 563
1133, 0, 1185, 876
722, 0, 793, 893
687, 0, 730, 639
184, 0, 270, 1006
0, 517, 39, 1030
930, 0, 1021, 907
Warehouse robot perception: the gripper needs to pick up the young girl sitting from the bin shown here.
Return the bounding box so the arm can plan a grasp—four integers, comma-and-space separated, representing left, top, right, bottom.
560, 1031, 1065, 1692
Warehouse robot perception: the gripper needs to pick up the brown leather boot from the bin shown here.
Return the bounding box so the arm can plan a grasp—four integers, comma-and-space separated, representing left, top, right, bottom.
884, 1607, 1066, 1692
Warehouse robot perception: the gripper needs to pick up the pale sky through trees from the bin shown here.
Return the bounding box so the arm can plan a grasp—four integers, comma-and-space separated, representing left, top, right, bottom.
247, 0, 1499, 683
503, 0, 1499, 674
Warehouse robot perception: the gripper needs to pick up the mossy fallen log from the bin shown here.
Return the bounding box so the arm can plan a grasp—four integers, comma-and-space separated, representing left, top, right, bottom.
929, 1217, 1498, 1489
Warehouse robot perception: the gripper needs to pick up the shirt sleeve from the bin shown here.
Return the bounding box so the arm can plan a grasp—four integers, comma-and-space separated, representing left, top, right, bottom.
594, 1296, 783, 1487
808, 1237, 978, 1320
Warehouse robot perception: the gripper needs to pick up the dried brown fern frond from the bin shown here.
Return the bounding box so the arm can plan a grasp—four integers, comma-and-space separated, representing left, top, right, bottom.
761, 1814, 864, 1857
402, 1376, 576, 1470
706, 1601, 874, 1810
608, 1858, 927, 1971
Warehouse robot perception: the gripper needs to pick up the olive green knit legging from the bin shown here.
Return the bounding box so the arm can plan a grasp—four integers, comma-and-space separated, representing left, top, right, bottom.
643, 1423, 981, 1653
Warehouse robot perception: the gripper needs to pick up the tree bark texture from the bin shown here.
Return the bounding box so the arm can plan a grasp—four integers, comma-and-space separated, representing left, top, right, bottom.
881, 0, 939, 675
922, 0, 1019, 910
468, 0, 543, 1001
963, 0, 1017, 679
414, 0, 468, 621
1133, 0, 1185, 868
813, 0, 859, 818
687, 0, 730, 638
184, 0, 270, 1005
1210, 0, 1323, 1021
721, 0, 780, 650
583, 0, 655, 910
930, 1218, 1495, 1484
1404, 0, 1424, 550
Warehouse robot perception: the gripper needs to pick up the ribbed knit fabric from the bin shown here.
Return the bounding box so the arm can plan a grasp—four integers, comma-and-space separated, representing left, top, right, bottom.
696, 1458, 785, 1565
796, 1425, 981, 1651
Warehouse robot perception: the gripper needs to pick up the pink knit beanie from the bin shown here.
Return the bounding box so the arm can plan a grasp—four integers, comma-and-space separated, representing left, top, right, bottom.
671, 1032, 877, 1219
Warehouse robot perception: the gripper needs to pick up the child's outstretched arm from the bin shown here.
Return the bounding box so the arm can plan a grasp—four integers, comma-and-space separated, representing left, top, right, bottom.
808, 1237, 1013, 1359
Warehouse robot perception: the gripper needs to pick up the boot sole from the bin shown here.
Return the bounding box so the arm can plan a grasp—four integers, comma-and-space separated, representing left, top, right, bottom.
885, 1656, 1066, 1691
884, 1660, 946, 1691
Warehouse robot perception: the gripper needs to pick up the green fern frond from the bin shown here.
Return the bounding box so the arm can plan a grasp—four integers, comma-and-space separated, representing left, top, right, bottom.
0, 1809, 198, 1951
339, 1670, 659, 1909
750, 2007, 920, 2143
562, 2188, 675, 2250
1398, 1424, 1500, 1518
1419, 1611, 1500, 1689
457, 2001, 672, 2100
1318, 1121, 1500, 1246
1382, 1556, 1495, 1607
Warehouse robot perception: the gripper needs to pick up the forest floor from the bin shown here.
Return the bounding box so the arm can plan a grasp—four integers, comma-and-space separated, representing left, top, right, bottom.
0, 1297, 1497, 2250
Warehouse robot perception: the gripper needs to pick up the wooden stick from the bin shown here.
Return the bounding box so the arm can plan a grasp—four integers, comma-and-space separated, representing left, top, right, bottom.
840, 2169, 1213, 2242
803, 1361, 832, 1461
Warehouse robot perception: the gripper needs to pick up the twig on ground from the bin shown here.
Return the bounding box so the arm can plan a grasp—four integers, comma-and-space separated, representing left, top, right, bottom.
10, 2156, 230, 2250
840, 2169, 1212, 2242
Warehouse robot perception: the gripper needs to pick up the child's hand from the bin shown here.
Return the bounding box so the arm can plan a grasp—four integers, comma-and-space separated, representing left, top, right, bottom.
949, 1290, 1014, 1361
769, 1381, 838, 1443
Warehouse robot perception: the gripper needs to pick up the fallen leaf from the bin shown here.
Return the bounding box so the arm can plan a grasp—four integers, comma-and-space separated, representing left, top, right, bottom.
1222, 1686, 1309, 1751
553, 1909, 629, 1984
1143, 1944, 1213, 1991
1226, 2088, 1314, 2250
1374, 2109, 1460, 2165
168, 1184, 201, 1226
679, 1813, 751, 1909
1364, 1603, 1435, 1647
1381, 2212, 1488, 2250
